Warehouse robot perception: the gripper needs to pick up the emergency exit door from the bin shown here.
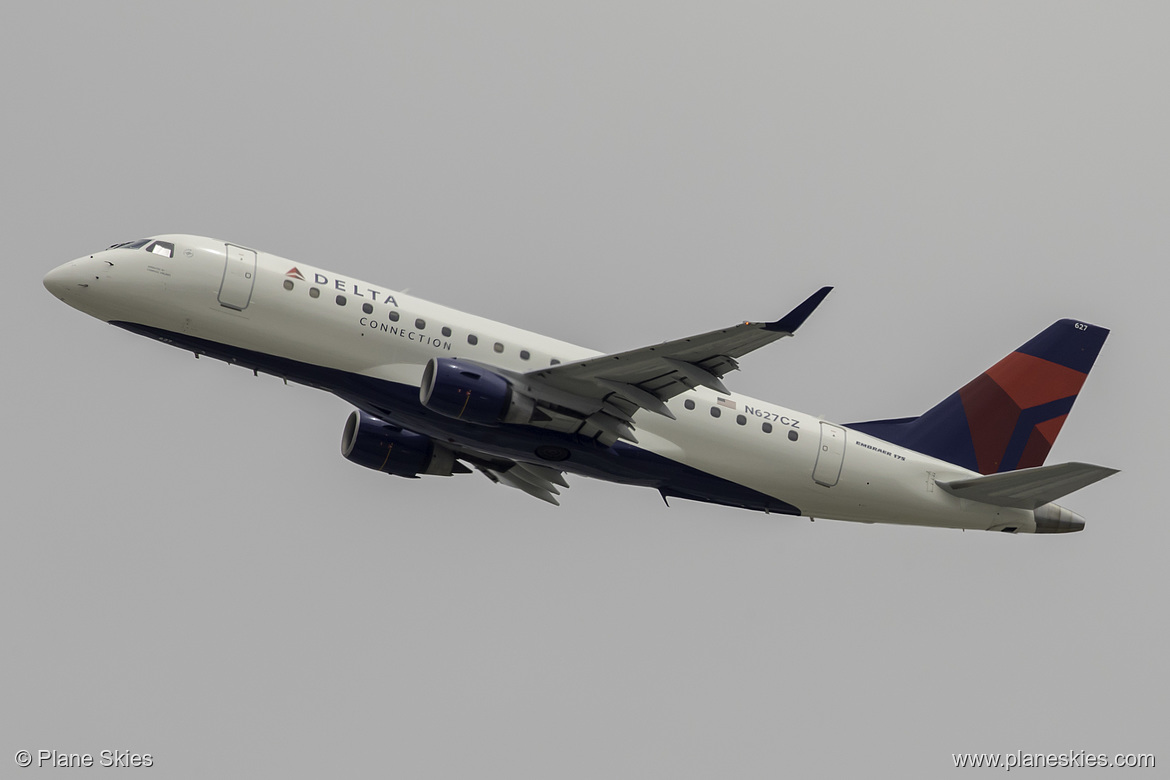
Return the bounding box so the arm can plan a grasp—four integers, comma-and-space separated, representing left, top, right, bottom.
812, 422, 846, 487
218, 244, 257, 310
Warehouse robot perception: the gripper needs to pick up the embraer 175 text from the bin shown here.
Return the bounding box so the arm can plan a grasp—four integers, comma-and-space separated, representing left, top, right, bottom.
45, 235, 1117, 534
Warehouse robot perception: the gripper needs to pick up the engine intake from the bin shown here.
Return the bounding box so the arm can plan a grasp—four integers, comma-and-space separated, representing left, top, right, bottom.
419, 357, 534, 425
341, 411, 460, 477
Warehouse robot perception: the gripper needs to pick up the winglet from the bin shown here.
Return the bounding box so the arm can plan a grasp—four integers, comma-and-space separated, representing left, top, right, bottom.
765, 286, 833, 334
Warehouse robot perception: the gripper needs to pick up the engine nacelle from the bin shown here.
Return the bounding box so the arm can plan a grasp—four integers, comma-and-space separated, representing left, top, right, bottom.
341, 411, 459, 477
419, 357, 534, 425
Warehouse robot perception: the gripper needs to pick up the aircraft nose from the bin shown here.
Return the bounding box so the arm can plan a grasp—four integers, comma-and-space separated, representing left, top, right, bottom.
43, 262, 78, 300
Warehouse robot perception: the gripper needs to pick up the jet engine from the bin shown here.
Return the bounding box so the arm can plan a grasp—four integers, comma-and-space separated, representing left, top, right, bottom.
419, 357, 535, 425
341, 411, 463, 477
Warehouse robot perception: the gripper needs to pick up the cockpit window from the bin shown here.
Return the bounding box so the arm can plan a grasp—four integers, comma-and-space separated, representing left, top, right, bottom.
108, 238, 152, 250
145, 240, 174, 258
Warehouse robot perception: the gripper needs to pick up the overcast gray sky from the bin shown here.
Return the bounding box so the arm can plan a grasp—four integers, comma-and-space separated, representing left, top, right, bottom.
3, 2, 1166, 777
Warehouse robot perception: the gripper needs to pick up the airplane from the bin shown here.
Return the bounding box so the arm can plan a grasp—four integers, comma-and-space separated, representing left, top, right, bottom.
43, 235, 1117, 534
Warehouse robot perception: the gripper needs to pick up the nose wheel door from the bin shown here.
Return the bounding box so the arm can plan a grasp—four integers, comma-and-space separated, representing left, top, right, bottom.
218, 244, 257, 310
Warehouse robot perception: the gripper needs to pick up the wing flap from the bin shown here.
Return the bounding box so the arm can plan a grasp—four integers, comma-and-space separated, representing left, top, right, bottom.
477, 464, 566, 505
444, 443, 571, 505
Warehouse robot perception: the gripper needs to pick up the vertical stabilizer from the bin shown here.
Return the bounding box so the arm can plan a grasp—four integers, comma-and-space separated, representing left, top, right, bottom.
848, 319, 1109, 474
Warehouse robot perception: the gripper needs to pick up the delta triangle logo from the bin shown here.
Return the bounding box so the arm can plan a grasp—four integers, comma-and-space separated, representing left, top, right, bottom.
286, 267, 306, 281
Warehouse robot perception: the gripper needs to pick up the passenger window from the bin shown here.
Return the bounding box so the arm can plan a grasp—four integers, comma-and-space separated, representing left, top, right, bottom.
736, 414, 746, 426
762, 422, 773, 433
415, 318, 426, 329
309, 287, 320, 299
362, 303, 373, 314
788, 430, 799, 441
494, 343, 504, 353
283, 280, 294, 291
442, 326, 452, 337
467, 334, 478, 345
388, 311, 399, 322
336, 295, 346, 306
684, 399, 695, 410
550, 358, 561, 365
520, 350, 530, 360
710, 407, 721, 418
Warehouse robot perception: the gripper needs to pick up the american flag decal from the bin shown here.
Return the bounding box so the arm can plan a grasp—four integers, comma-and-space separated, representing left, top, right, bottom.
286, 267, 306, 281
717, 397, 736, 410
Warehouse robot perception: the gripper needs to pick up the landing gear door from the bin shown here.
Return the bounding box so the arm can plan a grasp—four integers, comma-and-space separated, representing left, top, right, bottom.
218, 244, 257, 311
813, 422, 846, 487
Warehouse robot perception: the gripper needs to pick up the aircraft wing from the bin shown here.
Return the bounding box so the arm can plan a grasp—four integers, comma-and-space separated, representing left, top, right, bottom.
506, 287, 832, 444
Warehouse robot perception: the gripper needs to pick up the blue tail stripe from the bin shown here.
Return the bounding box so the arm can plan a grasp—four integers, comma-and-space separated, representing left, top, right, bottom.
999, 395, 1077, 472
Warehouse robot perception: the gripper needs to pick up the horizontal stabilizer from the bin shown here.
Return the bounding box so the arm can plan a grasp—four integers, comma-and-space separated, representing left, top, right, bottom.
936, 462, 1118, 509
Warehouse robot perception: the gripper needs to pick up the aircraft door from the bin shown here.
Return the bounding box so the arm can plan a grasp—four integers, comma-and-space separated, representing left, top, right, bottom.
812, 422, 846, 487
218, 244, 257, 310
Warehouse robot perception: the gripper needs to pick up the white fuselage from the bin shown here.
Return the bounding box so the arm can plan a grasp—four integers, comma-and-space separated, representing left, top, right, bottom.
44, 235, 1038, 532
